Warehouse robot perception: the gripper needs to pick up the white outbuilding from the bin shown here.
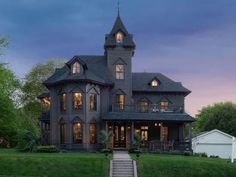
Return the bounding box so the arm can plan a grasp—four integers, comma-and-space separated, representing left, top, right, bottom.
192, 129, 236, 162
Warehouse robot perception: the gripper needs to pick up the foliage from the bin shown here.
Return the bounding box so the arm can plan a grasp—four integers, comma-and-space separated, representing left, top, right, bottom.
193, 152, 208, 157
16, 111, 40, 151
0, 63, 20, 147
100, 130, 113, 149
133, 132, 143, 150
194, 102, 236, 136
0, 37, 8, 56
0, 149, 109, 177
21, 60, 65, 119
35, 145, 59, 153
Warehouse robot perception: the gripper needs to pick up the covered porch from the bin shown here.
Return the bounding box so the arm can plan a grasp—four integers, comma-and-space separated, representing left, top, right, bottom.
103, 112, 195, 151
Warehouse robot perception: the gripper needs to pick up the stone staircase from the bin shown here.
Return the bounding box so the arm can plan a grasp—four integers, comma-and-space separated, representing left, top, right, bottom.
110, 151, 137, 177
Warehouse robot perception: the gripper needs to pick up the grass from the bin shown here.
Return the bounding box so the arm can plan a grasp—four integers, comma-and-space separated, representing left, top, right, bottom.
0, 149, 109, 177
136, 153, 236, 177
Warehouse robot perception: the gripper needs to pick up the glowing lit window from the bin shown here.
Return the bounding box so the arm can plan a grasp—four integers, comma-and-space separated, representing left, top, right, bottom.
117, 94, 125, 110
60, 93, 66, 111
116, 64, 124, 80
141, 126, 149, 141
73, 122, 82, 144
116, 32, 123, 43
89, 93, 97, 111
139, 100, 149, 112
160, 101, 169, 110
151, 80, 158, 87
73, 92, 83, 110
89, 124, 96, 144
72, 62, 80, 74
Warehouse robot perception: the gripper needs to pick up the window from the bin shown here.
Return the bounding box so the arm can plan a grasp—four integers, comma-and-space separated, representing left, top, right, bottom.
73, 122, 82, 143
141, 126, 149, 141
151, 79, 158, 87
72, 62, 80, 74
89, 124, 96, 144
139, 100, 149, 112
89, 94, 97, 111
42, 97, 50, 111
60, 93, 66, 111
73, 92, 83, 110
117, 94, 125, 110
116, 64, 124, 80
161, 126, 168, 142
160, 101, 169, 111
116, 32, 123, 43
60, 123, 66, 144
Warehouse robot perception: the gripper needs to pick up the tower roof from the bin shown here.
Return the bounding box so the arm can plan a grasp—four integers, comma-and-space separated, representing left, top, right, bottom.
110, 15, 129, 35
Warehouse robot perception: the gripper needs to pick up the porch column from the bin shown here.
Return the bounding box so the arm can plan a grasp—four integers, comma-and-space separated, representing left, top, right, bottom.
189, 123, 192, 151
131, 122, 134, 146
178, 124, 184, 141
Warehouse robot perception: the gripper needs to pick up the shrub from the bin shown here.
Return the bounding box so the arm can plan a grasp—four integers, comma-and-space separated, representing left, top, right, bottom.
16, 130, 38, 152
209, 155, 219, 158
194, 152, 208, 157
183, 151, 192, 156
35, 145, 59, 153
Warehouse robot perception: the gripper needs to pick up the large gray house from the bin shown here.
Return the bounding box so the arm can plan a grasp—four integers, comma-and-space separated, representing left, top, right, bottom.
38, 14, 195, 151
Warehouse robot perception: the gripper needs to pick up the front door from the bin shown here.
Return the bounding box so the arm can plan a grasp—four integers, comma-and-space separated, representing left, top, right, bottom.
113, 123, 126, 148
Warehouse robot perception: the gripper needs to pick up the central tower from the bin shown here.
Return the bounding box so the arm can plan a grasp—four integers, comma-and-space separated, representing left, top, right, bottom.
104, 14, 136, 107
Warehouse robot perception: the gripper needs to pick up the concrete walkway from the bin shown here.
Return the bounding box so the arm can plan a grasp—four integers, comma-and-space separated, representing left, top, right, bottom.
110, 151, 137, 177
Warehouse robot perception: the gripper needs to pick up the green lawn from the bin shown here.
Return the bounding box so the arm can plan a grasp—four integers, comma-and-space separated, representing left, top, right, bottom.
137, 153, 236, 177
0, 149, 109, 177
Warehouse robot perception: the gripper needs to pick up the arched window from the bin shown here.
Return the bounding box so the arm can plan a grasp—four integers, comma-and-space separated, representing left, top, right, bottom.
151, 79, 158, 87
60, 93, 67, 111
60, 123, 66, 144
89, 93, 97, 111
116, 32, 123, 44
73, 92, 83, 110
89, 124, 96, 144
116, 94, 125, 110
73, 122, 82, 144
72, 62, 80, 74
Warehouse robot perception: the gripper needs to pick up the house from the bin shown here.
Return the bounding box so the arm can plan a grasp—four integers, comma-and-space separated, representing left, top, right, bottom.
38, 13, 195, 151
192, 129, 236, 161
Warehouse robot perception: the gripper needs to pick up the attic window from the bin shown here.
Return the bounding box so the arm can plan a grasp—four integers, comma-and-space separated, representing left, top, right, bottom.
151, 80, 158, 87
116, 32, 123, 44
72, 62, 80, 74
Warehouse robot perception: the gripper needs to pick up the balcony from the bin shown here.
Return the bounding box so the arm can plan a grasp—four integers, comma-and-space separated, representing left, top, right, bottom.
110, 104, 184, 113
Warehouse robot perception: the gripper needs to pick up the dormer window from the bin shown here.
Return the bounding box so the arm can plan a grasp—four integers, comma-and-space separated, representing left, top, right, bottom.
151, 79, 158, 87
116, 32, 123, 44
72, 62, 80, 74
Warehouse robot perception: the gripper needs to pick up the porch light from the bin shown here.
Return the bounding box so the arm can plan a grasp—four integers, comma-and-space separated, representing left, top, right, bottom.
109, 126, 112, 129
154, 123, 158, 127
158, 123, 162, 127
127, 126, 131, 129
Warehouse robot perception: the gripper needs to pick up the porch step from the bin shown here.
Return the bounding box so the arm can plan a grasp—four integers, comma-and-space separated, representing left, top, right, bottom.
110, 151, 137, 177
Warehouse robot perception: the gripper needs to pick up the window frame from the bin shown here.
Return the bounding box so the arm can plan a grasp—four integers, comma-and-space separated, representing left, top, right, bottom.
116, 94, 125, 110
115, 64, 125, 80
72, 121, 83, 144
72, 62, 80, 74
116, 32, 124, 44
151, 79, 158, 87
60, 93, 67, 111
72, 92, 83, 110
160, 101, 169, 110
89, 93, 97, 111
89, 123, 97, 144
60, 123, 66, 144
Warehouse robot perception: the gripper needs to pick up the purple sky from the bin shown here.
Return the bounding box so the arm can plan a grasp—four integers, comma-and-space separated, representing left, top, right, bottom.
0, 0, 236, 116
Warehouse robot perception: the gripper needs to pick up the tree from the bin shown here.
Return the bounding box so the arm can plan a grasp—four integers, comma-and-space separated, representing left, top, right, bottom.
0, 37, 8, 56
194, 102, 236, 136
21, 60, 65, 119
0, 63, 20, 147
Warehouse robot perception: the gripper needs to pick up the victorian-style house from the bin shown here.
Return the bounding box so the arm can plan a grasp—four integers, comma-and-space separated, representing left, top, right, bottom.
38, 14, 195, 151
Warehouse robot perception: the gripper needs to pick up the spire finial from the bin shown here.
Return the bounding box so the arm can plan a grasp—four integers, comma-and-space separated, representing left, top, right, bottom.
117, 0, 120, 16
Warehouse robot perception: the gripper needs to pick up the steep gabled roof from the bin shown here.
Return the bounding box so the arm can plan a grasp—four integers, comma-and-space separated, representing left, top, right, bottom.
104, 15, 135, 49
132, 73, 191, 95
44, 55, 113, 87
110, 15, 129, 35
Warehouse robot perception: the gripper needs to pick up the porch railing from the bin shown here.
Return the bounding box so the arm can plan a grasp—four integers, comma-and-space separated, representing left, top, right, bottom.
110, 104, 184, 113
140, 140, 191, 152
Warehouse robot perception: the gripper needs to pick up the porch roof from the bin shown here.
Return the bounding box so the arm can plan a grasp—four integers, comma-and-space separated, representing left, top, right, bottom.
103, 112, 195, 122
